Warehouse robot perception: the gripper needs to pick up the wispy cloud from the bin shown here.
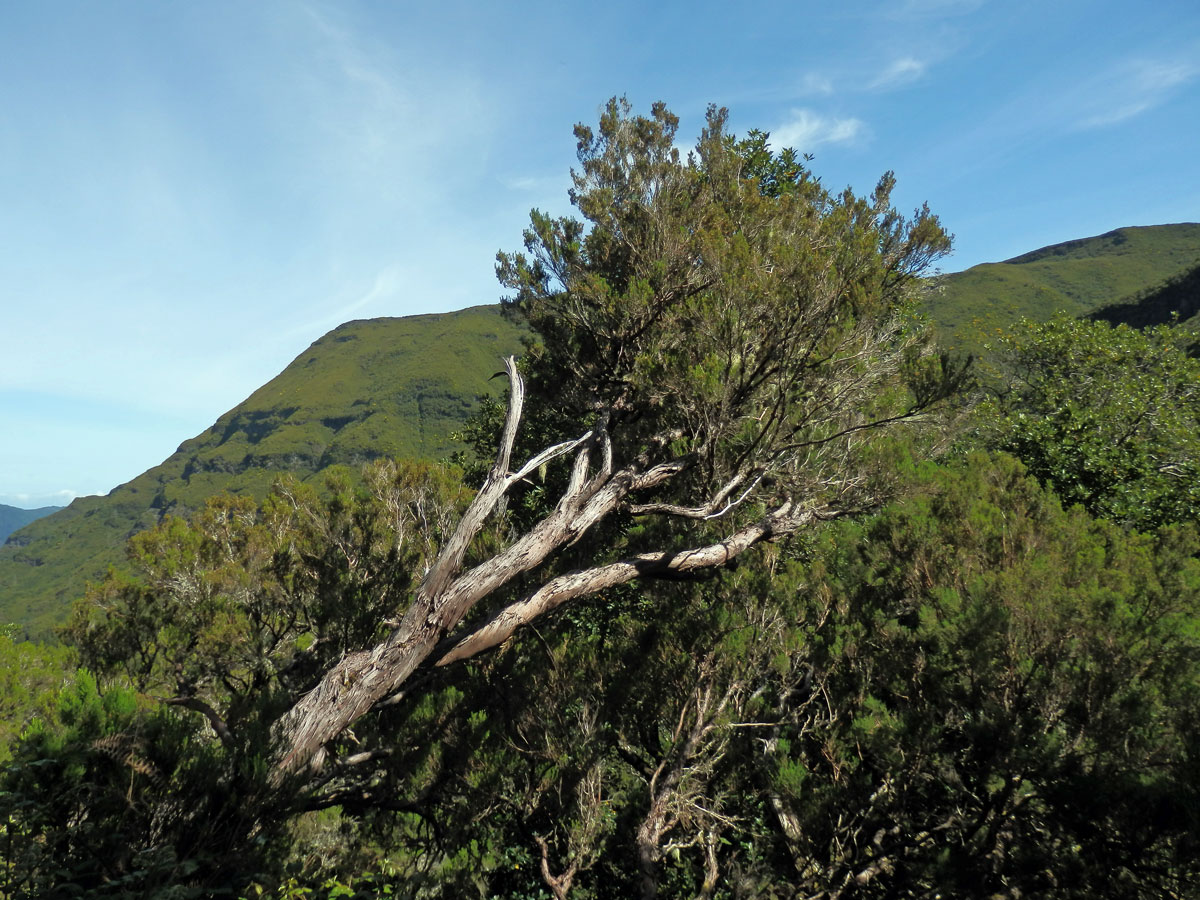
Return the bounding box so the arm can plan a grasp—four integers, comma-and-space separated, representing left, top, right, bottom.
798, 72, 835, 96
771, 109, 866, 151
870, 57, 927, 90
501, 172, 571, 194
1076, 57, 1200, 128
0, 489, 87, 509
296, 3, 416, 170
286, 264, 406, 340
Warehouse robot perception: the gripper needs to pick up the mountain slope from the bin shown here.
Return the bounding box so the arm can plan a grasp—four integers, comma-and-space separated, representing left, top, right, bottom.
1089, 259, 1200, 332
0, 305, 527, 635
0, 505, 62, 543
5, 226, 1199, 635
929, 223, 1200, 349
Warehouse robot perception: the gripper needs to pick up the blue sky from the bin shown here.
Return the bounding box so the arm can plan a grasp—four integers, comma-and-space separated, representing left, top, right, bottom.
2, 0, 1198, 509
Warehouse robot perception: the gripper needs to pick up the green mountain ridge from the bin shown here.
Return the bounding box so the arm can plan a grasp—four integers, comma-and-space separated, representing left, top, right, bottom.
1090, 258, 1200, 333
4, 224, 1199, 635
0, 505, 62, 544
929, 223, 1200, 349
0, 305, 527, 635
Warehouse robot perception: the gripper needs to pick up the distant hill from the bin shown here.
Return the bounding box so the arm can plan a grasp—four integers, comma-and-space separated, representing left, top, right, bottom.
5, 226, 1199, 635
929, 224, 1200, 351
1089, 260, 1200, 333
0, 505, 62, 543
0, 305, 527, 635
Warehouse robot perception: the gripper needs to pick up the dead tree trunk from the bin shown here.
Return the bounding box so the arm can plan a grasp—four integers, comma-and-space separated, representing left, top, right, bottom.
270, 356, 818, 782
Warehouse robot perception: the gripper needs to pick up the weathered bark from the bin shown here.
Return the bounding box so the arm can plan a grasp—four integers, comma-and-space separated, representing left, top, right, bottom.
272, 358, 709, 779
269, 340, 887, 781
274, 356, 598, 777
536, 834, 578, 900
436, 502, 815, 667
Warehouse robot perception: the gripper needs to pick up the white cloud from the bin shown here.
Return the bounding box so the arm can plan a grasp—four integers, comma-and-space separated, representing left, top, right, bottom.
1077, 58, 1200, 128
0, 489, 87, 509
501, 172, 572, 194
870, 57, 927, 90
771, 109, 866, 152
798, 72, 835, 96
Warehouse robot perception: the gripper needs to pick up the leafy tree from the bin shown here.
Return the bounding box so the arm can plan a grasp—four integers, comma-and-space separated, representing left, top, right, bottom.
978, 313, 1200, 530
41, 98, 962, 892
739, 453, 1200, 897
71, 460, 467, 737
321, 453, 1200, 898
0, 629, 73, 762
448, 453, 1200, 898
273, 97, 960, 781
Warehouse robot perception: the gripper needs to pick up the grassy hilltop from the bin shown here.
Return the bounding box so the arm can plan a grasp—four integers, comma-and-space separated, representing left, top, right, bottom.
0, 305, 527, 635
930, 223, 1200, 350
4, 224, 1200, 635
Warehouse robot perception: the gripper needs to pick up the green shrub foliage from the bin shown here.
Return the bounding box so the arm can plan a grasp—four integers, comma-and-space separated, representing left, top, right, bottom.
3, 102, 1199, 898
980, 314, 1200, 530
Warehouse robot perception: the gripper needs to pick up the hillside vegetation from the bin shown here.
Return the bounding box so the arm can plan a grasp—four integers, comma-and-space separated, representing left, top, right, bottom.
0, 505, 61, 544
0, 305, 526, 634
1091, 258, 1200, 333
930, 223, 1200, 350
2, 103, 1198, 899
4, 226, 1199, 635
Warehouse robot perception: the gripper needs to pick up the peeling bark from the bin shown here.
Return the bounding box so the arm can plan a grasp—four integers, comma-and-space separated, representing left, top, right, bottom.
271, 357, 710, 780
268, 320, 922, 783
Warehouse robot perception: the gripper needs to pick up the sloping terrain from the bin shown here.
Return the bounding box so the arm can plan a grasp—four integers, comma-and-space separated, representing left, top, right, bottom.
0, 505, 62, 543
1089, 259, 1200, 333
6, 225, 1200, 636
929, 223, 1200, 350
0, 305, 527, 635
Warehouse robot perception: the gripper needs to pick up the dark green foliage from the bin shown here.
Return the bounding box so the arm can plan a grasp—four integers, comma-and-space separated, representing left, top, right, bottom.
0, 670, 275, 898
11, 453, 1199, 897
308, 454, 1200, 898
978, 314, 1200, 530
762, 453, 1200, 896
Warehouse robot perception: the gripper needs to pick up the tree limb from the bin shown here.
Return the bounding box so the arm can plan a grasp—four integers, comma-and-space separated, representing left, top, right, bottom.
435, 501, 815, 666
164, 695, 234, 747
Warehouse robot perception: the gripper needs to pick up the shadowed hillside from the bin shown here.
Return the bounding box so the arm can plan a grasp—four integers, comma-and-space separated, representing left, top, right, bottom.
0, 305, 527, 635
0, 505, 62, 543
929, 223, 1200, 350
1089, 259, 1200, 333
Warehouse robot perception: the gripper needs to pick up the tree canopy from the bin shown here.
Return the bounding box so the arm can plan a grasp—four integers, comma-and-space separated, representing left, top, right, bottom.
265, 97, 960, 785
3, 99, 1196, 899
978, 314, 1200, 530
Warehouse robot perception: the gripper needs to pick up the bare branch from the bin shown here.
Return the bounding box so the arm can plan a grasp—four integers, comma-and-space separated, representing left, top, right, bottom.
435, 502, 815, 666
509, 431, 594, 487
628, 469, 765, 520
420, 355, 526, 601
164, 695, 234, 747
